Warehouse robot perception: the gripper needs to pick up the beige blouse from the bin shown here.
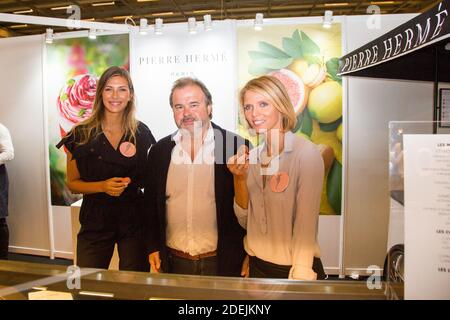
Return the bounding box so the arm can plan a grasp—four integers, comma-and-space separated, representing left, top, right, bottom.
234, 131, 324, 280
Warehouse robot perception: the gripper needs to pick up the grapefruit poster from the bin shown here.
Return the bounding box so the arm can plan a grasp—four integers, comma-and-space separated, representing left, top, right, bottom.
237, 23, 342, 215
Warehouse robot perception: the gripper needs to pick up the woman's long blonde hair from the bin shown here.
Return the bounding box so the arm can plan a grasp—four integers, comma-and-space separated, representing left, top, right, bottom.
239, 75, 297, 132
67, 66, 138, 146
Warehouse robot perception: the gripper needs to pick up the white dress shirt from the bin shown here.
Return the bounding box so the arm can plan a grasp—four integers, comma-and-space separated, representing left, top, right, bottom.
165, 125, 218, 255
234, 132, 324, 280
0, 123, 14, 165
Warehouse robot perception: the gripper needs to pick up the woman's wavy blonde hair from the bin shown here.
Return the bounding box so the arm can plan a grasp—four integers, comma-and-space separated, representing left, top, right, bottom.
239, 75, 297, 132
66, 66, 138, 146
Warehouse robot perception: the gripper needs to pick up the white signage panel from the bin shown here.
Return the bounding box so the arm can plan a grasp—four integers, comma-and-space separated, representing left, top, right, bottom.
403, 134, 450, 299
130, 21, 237, 140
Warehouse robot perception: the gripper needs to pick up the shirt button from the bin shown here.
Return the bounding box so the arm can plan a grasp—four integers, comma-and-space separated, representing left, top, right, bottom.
98, 156, 102, 160
90, 148, 94, 152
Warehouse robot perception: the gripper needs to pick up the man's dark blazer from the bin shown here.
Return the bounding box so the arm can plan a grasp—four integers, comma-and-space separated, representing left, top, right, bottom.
144, 122, 249, 277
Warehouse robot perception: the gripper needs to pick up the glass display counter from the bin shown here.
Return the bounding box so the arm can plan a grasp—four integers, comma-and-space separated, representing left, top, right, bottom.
0, 260, 388, 300
387, 121, 450, 300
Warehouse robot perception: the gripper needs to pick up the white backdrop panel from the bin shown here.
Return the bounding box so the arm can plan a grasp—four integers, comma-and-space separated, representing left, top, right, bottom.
130, 20, 237, 140
0, 35, 50, 255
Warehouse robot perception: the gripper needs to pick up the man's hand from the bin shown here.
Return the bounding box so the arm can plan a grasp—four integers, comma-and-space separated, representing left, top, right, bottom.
241, 255, 249, 278
149, 251, 161, 273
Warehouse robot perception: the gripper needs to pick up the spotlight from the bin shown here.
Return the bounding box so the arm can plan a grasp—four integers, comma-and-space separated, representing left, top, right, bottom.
254, 13, 263, 31
203, 14, 212, 31
323, 10, 333, 29
45, 28, 53, 44
139, 18, 149, 35
154, 18, 163, 35
88, 28, 97, 39
188, 17, 197, 34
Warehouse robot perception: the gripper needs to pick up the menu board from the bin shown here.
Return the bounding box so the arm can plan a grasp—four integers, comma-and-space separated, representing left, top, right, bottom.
403, 134, 450, 300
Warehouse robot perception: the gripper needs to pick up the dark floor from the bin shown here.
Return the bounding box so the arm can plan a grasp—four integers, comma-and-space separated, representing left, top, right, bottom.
5, 253, 73, 266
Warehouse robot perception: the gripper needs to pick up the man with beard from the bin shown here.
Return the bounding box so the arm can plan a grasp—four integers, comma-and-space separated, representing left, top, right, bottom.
144, 77, 249, 276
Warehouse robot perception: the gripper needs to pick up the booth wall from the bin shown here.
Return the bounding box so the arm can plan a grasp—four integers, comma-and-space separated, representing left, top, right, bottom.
1, 14, 445, 275
343, 14, 436, 275
0, 35, 51, 256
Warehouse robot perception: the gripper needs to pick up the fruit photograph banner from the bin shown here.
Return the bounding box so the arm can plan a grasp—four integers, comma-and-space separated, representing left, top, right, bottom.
46, 34, 129, 206
237, 23, 342, 215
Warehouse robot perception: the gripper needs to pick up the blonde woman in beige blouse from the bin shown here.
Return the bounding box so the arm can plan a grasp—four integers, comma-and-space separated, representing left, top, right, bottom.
227, 75, 326, 280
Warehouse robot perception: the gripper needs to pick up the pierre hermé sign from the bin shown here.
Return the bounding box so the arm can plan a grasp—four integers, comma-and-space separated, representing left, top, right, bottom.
338, 0, 449, 75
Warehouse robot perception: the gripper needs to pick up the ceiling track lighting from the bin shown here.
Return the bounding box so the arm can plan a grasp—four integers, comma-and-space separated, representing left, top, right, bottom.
88, 28, 97, 39
92, 1, 115, 7
254, 13, 263, 31
323, 10, 333, 29
188, 17, 197, 35
152, 12, 173, 17
13, 9, 33, 14
139, 18, 149, 35
203, 14, 212, 31
154, 18, 163, 35
45, 28, 53, 44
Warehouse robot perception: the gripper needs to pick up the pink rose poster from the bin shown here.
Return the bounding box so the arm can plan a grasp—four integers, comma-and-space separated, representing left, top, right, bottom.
46, 34, 129, 206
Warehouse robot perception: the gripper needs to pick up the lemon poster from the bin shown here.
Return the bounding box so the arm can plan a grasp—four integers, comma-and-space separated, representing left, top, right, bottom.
238, 23, 342, 215
46, 34, 129, 206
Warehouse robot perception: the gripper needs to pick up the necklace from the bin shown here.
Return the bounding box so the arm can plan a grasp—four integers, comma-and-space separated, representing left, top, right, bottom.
260, 150, 274, 188
260, 147, 285, 188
